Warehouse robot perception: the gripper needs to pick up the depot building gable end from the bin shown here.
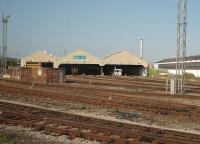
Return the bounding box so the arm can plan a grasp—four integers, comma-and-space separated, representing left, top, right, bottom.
21, 51, 57, 67
59, 49, 100, 65
102, 50, 148, 67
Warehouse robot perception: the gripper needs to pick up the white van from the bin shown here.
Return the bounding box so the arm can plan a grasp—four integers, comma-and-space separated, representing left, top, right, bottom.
113, 69, 122, 76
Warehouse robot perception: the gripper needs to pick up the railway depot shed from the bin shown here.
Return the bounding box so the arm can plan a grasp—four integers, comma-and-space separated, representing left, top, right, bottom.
101, 50, 148, 76
58, 49, 102, 75
58, 49, 149, 76
21, 49, 149, 76
21, 51, 57, 68
155, 55, 200, 77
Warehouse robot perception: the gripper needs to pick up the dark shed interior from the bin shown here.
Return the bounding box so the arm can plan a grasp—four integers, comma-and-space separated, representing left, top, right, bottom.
59, 64, 101, 75
59, 63, 145, 76
103, 64, 145, 76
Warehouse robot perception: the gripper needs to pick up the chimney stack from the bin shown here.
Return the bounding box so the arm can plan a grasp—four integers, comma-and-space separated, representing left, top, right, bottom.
140, 39, 143, 59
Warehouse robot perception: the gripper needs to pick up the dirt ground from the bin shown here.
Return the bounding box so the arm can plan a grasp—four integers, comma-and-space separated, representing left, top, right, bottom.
0, 92, 200, 136
1, 78, 200, 143
0, 125, 100, 144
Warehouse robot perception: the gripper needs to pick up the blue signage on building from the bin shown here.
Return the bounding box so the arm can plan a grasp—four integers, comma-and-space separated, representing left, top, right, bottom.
73, 55, 86, 61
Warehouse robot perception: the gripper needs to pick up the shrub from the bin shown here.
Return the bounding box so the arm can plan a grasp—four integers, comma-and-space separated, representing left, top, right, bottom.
184, 72, 196, 80
148, 69, 158, 77
0, 133, 16, 144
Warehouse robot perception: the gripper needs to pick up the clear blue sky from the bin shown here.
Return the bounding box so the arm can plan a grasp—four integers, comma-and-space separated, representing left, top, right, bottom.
0, 0, 199, 62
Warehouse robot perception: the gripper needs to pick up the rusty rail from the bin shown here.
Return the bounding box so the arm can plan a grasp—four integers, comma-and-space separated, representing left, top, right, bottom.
0, 101, 200, 144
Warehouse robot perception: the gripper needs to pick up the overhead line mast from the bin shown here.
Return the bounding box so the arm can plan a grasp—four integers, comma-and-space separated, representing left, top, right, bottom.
176, 0, 187, 94
1, 14, 10, 73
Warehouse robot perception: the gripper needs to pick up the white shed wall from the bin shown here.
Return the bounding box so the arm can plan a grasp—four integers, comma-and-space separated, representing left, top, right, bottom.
167, 69, 200, 77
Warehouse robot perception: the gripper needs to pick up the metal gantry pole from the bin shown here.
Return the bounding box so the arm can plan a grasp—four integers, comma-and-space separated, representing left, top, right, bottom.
0, 28, 2, 70
2, 14, 10, 74
176, 0, 187, 94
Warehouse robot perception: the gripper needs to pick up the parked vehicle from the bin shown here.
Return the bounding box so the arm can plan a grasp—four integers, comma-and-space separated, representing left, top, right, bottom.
113, 69, 122, 76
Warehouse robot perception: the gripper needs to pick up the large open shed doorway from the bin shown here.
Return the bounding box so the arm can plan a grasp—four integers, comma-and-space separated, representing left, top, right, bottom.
103, 64, 145, 76
59, 64, 101, 75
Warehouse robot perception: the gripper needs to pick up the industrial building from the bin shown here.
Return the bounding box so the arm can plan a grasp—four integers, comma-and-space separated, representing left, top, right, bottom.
20, 51, 57, 68
21, 49, 149, 76
58, 49, 102, 75
101, 50, 148, 76
155, 55, 200, 77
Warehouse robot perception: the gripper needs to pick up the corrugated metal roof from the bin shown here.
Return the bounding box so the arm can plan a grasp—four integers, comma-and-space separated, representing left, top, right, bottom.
21, 51, 57, 67
157, 55, 200, 63
101, 50, 149, 67
22, 51, 56, 61
101, 51, 123, 59
58, 49, 101, 65
21, 49, 149, 68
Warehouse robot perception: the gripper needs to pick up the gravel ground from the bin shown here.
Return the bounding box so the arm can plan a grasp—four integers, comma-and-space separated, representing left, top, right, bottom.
0, 92, 200, 144
0, 93, 200, 135
0, 125, 100, 144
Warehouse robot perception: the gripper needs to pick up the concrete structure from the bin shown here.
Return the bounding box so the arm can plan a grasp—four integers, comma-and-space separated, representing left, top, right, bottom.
21, 49, 149, 76
21, 51, 58, 68
155, 55, 200, 77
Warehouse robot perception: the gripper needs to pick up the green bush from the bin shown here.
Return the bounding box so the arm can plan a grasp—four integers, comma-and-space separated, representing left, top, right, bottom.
0, 134, 16, 144
148, 69, 158, 77
184, 72, 196, 80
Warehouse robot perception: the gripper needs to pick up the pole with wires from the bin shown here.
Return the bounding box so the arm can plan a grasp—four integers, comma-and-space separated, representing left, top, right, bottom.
175, 0, 187, 94
2, 14, 10, 74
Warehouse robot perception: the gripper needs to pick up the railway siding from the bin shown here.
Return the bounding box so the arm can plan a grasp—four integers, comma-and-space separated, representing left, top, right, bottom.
1, 101, 200, 144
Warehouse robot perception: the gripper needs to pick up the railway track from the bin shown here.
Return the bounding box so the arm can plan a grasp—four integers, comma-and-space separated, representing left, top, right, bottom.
1, 77, 200, 101
0, 101, 200, 144
0, 81, 200, 121
1, 78, 200, 102
66, 76, 200, 94
80, 75, 200, 87
66, 76, 166, 91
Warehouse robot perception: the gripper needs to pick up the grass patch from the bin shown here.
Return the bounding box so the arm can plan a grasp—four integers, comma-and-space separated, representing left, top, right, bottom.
0, 133, 16, 144
148, 69, 159, 77
184, 72, 196, 80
